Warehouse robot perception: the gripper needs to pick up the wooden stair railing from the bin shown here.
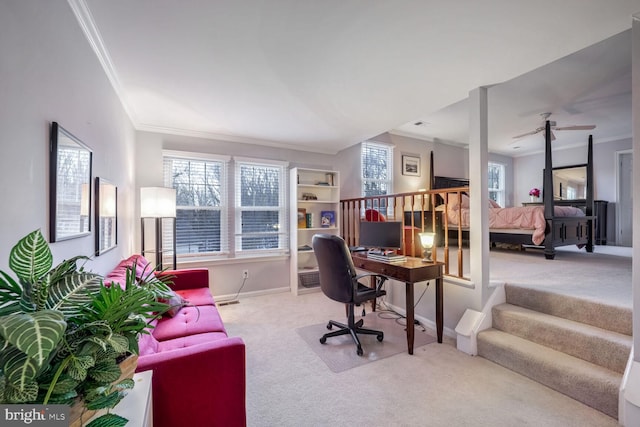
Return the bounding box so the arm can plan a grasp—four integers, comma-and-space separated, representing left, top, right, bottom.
339, 188, 469, 280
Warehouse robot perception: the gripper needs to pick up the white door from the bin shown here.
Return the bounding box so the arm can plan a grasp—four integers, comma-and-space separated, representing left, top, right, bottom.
617, 151, 633, 247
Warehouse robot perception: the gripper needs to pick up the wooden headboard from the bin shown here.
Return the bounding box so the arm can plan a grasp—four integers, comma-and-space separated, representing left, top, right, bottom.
432, 175, 470, 190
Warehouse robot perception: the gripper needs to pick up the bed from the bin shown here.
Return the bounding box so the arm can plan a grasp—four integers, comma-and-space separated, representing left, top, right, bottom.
431, 122, 594, 260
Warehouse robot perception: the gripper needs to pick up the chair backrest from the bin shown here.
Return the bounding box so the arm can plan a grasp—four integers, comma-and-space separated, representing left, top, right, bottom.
311, 234, 357, 303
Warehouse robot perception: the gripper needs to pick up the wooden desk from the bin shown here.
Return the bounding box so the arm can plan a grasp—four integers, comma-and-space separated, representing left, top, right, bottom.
352, 254, 444, 354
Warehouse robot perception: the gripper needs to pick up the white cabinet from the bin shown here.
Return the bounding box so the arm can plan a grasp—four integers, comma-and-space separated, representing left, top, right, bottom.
290, 168, 340, 295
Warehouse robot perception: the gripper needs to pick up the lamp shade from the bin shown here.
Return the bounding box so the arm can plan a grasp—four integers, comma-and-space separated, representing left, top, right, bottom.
140, 187, 176, 218
419, 232, 436, 249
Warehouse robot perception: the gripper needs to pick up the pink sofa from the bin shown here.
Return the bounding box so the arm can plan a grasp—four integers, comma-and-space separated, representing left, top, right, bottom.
104, 255, 246, 427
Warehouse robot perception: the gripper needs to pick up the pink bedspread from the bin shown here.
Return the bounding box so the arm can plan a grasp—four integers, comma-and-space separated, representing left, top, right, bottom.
446, 205, 585, 245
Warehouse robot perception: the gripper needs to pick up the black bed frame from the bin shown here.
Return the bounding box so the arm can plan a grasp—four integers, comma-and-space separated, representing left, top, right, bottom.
432, 120, 594, 260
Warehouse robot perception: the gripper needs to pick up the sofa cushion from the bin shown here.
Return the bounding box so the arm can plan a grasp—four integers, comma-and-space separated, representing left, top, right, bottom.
174, 287, 215, 306
157, 332, 229, 352
152, 305, 227, 341
104, 254, 151, 289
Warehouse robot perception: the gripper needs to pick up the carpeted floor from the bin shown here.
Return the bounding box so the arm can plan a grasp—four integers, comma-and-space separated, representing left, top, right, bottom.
218, 291, 619, 426
296, 313, 437, 372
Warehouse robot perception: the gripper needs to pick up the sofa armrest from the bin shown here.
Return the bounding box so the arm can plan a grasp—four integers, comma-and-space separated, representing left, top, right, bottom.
157, 268, 209, 291
136, 337, 246, 427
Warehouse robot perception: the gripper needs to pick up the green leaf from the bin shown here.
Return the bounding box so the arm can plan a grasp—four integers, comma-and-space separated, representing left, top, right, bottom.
107, 335, 129, 354
67, 355, 95, 381
0, 310, 66, 367
88, 359, 120, 384
3, 378, 39, 402
113, 377, 134, 391
9, 230, 52, 284
0, 346, 38, 390
84, 389, 124, 410
47, 273, 103, 317
86, 413, 128, 427
0, 271, 23, 316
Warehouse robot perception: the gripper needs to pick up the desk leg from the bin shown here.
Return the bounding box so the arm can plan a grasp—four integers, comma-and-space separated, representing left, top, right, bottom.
436, 276, 443, 343
405, 282, 414, 355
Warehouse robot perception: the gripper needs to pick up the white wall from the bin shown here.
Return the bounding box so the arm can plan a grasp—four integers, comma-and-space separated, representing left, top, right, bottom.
134, 130, 338, 297
0, 1, 136, 275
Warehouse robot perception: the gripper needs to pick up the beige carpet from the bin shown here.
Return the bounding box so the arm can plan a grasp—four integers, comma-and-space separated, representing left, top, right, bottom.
297, 313, 437, 372
218, 292, 619, 427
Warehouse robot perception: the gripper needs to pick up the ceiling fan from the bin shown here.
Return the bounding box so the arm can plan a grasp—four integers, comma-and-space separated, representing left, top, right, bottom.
512, 112, 596, 141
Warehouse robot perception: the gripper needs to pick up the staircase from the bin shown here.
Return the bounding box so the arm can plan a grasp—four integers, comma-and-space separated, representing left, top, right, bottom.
477, 283, 632, 419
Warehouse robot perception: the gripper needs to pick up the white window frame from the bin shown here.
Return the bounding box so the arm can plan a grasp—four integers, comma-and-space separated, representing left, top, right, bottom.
488, 162, 506, 207
163, 150, 230, 259
361, 141, 393, 213
234, 157, 289, 257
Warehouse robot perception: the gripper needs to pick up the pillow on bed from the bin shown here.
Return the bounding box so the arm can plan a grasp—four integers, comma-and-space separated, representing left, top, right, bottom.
489, 199, 501, 208
443, 193, 470, 211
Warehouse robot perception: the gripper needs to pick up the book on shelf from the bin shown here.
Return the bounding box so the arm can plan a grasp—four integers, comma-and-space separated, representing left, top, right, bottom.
297, 208, 307, 228
305, 213, 313, 228
320, 210, 335, 228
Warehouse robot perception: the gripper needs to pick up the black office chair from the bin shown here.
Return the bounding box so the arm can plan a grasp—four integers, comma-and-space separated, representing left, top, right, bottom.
312, 234, 388, 356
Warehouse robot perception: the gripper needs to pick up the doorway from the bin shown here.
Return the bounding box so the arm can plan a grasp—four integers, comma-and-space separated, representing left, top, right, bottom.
616, 150, 632, 247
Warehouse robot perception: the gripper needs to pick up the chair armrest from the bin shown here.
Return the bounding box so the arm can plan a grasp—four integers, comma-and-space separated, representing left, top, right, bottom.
136, 337, 246, 427
156, 268, 209, 291
355, 273, 388, 292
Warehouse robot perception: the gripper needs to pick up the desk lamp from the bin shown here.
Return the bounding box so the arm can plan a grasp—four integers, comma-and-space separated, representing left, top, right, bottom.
419, 232, 436, 262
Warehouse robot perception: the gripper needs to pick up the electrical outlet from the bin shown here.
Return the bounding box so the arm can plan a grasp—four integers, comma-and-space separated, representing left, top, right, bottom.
242, 270, 249, 279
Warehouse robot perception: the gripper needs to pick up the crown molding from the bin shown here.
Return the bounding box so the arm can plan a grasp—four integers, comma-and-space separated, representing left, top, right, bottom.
67, 0, 139, 125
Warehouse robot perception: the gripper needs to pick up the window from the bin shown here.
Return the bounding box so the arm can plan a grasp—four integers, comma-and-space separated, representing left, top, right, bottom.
235, 159, 288, 254
488, 162, 505, 207
164, 153, 229, 256
361, 141, 392, 211
163, 152, 288, 259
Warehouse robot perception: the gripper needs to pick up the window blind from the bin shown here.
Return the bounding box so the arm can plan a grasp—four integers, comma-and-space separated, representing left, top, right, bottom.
163, 155, 228, 255
234, 160, 288, 254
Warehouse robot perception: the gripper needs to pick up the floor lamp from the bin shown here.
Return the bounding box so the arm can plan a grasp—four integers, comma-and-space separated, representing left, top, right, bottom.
140, 187, 177, 270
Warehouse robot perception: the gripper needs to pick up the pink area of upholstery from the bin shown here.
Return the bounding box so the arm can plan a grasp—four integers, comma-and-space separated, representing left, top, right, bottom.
104, 255, 246, 427
152, 305, 227, 341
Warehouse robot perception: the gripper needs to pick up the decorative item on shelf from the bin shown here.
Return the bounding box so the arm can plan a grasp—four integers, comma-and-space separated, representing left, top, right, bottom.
141, 186, 177, 270
297, 208, 307, 228
0, 230, 173, 427
305, 212, 313, 228
301, 192, 317, 200
419, 232, 436, 262
325, 172, 334, 186
320, 210, 335, 228
529, 187, 541, 202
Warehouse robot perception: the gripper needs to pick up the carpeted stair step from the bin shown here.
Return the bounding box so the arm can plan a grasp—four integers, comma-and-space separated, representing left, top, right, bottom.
477, 328, 621, 419
504, 284, 632, 335
492, 303, 631, 374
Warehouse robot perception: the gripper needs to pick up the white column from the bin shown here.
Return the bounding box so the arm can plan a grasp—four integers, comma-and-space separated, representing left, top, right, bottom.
623, 12, 640, 426
468, 87, 490, 308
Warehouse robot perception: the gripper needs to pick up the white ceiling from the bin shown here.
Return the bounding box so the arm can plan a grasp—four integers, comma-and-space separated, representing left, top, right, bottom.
74, 0, 640, 156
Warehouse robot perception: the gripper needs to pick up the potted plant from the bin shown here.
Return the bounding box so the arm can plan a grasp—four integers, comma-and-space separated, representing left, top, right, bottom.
0, 230, 171, 427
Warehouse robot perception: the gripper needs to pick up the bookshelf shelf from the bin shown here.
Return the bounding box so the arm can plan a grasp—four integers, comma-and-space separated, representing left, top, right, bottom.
290, 167, 340, 295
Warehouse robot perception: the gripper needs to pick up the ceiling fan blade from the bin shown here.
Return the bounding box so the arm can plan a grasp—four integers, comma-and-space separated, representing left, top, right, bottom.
554, 125, 596, 131
512, 127, 543, 139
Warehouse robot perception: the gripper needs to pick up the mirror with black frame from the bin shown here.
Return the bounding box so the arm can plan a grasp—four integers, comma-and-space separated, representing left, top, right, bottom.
552, 164, 587, 200
49, 122, 93, 242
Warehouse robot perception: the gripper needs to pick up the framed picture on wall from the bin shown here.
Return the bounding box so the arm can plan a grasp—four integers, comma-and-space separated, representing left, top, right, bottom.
402, 154, 420, 177
49, 122, 93, 242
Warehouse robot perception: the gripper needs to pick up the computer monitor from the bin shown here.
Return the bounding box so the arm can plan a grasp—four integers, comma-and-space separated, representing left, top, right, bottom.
359, 221, 403, 250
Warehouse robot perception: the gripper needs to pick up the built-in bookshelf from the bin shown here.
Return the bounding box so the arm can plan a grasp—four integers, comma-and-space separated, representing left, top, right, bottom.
289, 167, 340, 295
